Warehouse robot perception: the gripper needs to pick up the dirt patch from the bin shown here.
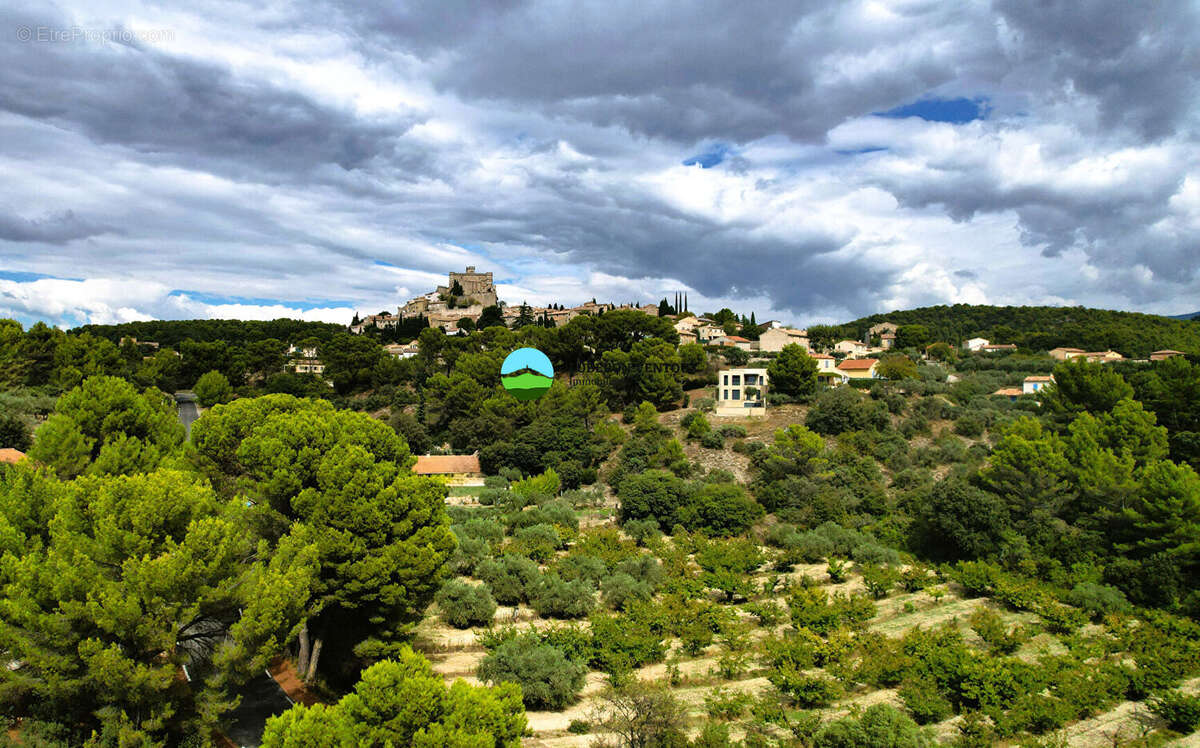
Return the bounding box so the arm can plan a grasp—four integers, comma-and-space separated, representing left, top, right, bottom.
268, 658, 320, 706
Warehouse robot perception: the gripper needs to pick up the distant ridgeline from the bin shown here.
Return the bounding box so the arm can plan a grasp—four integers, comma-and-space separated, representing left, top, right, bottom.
813, 304, 1200, 359
72, 319, 345, 347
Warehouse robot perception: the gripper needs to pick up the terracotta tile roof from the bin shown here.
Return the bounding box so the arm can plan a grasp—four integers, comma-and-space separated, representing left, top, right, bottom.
0, 448, 25, 464
725, 335, 750, 342
1152, 349, 1185, 355
992, 388, 1023, 397
837, 358, 878, 370
413, 454, 482, 475
1024, 375, 1054, 382
810, 354, 834, 359
1051, 347, 1085, 352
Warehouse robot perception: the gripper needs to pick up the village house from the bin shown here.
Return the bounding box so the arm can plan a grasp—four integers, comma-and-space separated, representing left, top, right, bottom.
1151, 349, 1186, 361
1082, 350, 1124, 364
864, 322, 898, 344
834, 339, 870, 357
836, 358, 879, 380
992, 387, 1024, 401
412, 454, 485, 486
1049, 347, 1086, 360
963, 337, 990, 351
879, 332, 897, 350
757, 327, 810, 353
715, 368, 769, 417
981, 343, 1018, 353
349, 311, 400, 335
722, 335, 753, 351
1023, 375, 1054, 395
384, 343, 420, 359
286, 343, 324, 375
696, 324, 725, 344
810, 353, 842, 383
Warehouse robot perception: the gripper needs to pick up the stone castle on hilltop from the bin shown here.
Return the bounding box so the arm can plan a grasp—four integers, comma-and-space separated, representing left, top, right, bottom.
350, 266, 660, 335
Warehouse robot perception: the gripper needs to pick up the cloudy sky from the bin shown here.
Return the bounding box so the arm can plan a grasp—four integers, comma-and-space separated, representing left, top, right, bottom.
1, 0, 1197, 329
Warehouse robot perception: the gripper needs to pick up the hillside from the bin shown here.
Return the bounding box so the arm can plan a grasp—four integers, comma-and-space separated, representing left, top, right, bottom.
809, 304, 1200, 358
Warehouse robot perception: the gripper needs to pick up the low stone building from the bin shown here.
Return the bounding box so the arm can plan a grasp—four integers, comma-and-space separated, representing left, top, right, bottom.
412, 454, 485, 486
757, 327, 809, 353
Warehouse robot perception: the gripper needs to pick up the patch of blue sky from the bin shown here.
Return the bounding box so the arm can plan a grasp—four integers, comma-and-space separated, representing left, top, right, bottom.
876, 97, 990, 124
0, 269, 82, 282
683, 143, 733, 168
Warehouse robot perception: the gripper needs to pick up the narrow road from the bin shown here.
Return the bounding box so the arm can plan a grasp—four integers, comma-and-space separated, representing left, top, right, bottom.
174, 392, 199, 438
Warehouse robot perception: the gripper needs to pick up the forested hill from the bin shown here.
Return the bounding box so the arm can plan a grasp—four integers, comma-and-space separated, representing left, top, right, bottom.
816, 304, 1200, 358
72, 318, 345, 347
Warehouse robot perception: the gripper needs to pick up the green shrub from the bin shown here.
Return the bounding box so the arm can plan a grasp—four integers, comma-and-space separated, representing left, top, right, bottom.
694, 397, 716, 412
1149, 690, 1200, 733
1065, 582, 1132, 621
588, 605, 668, 673
788, 586, 875, 635
745, 600, 787, 627
826, 558, 849, 583
718, 424, 747, 438
701, 431, 725, 449
789, 531, 835, 563
815, 704, 930, 747
954, 561, 1003, 597
899, 566, 935, 592
704, 687, 753, 720
861, 565, 900, 600
553, 554, 607, 585
436, 580, 497, 628
509, 523, 563, 562
478, 635, 587, 710
567, 719, 590, 734
447, 535, 490, 576
476, 555, 540, 605
768, 670, 842, 707
0, 413, 31, 451
954, 413, 985, 438
614, 554, 665, 588
601, 573, 653, 610
530, 575, 595, 619
898, 677, 953, 724
968, 608, 1028, 654
852, 542, 901, 566
685, 411, 712, 439
623, 517, 661, 546
484, 474, 509, 489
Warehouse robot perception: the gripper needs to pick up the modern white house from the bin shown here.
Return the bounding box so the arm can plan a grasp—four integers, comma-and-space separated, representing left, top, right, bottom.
716, 368, 768, 417
963, 337, 990, 351
1023, 375, 1054, 395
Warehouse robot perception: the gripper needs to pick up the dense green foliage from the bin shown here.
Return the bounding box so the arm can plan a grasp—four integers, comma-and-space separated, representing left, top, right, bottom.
262, 647, 525, 747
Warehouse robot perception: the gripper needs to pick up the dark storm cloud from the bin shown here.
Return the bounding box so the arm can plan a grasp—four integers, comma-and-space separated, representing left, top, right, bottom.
0, 209, 113, 244
338, 0, 988, 143
993, 0, 1200, 140
0, 6, 425, 184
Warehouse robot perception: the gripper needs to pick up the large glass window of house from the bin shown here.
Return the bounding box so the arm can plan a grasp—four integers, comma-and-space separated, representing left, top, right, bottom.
732, 375, 741, 385
732, 390, 740, 400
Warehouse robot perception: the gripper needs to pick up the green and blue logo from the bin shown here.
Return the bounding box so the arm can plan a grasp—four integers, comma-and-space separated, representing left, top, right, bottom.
501, 347, 554, 400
